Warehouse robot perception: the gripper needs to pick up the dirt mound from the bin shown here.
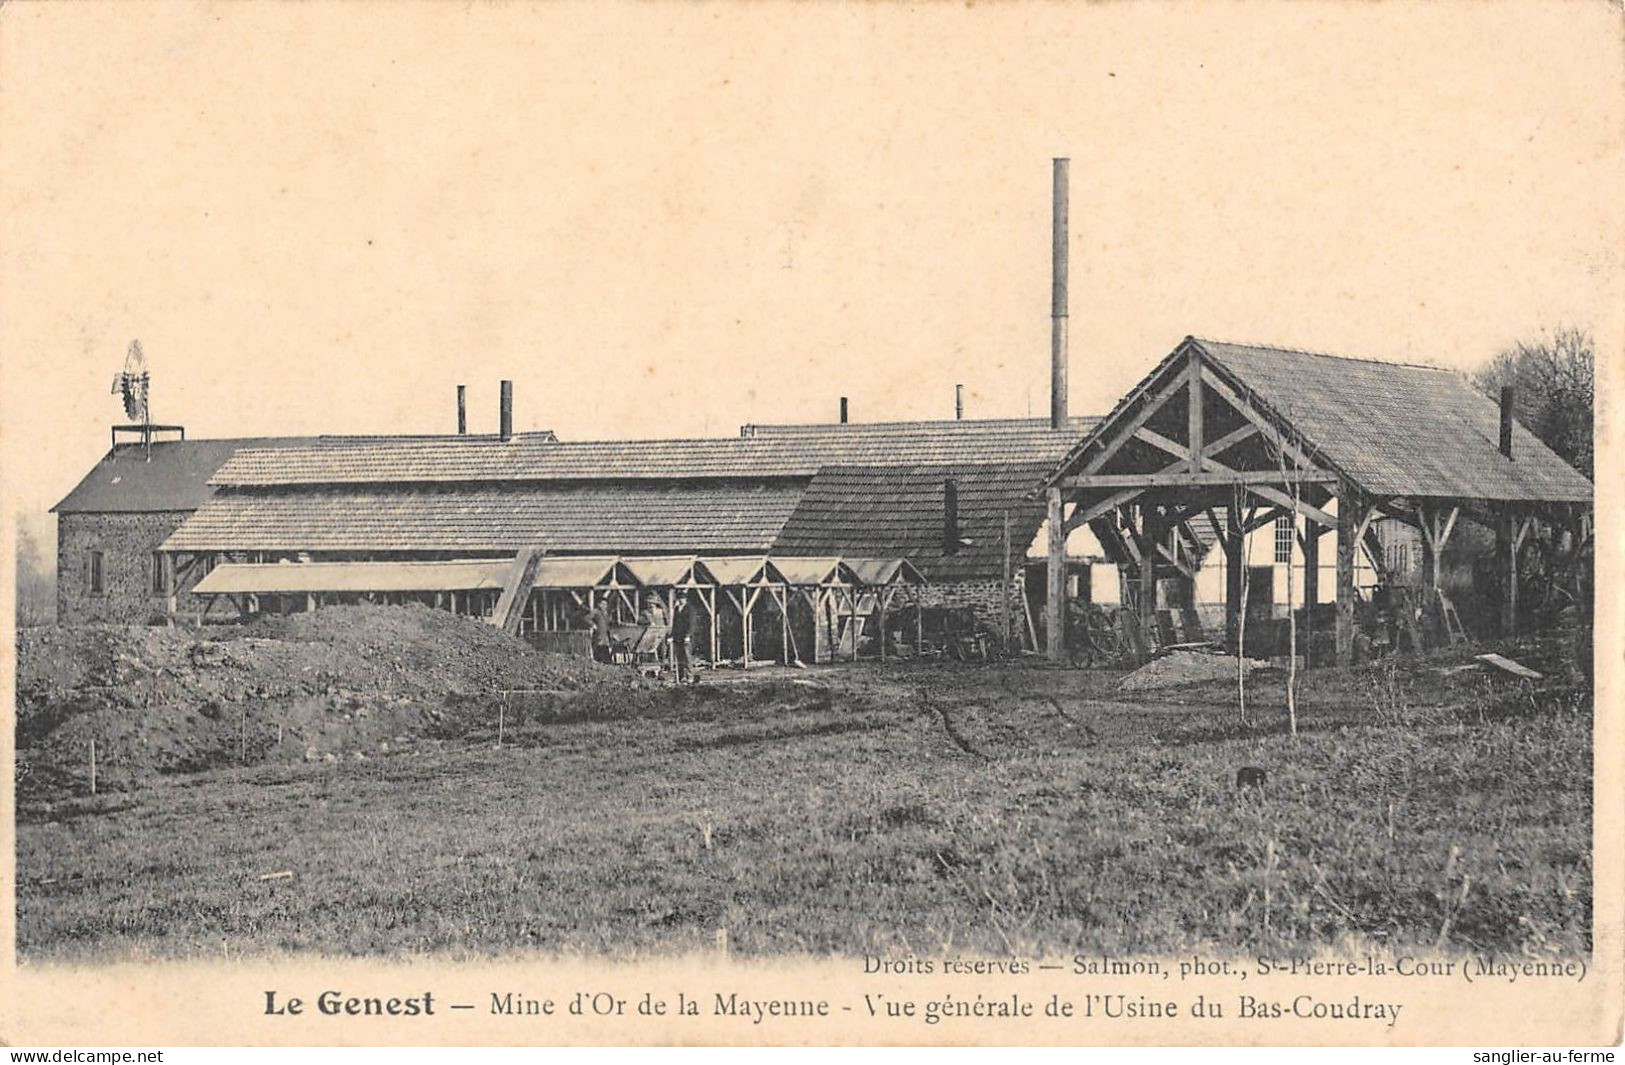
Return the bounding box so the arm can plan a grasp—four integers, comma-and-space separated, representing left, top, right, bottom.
1119, 649, 1265, 693
16, 604, 632, 798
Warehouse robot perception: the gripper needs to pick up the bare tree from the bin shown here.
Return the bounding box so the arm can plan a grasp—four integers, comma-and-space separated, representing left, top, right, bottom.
1472, 326, 1593, 478
15, 513, 55, 627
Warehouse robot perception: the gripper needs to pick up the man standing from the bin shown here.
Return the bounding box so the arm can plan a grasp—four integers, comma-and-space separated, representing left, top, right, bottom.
588, 595, 613, 664
670, 589, 695, 684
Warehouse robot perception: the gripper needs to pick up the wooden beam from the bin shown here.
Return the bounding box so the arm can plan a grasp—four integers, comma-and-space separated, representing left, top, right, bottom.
1065, 488, 1144, 532
1201, 423, 1259, 460
1079, 371, 1191, 475
1062, 469, 1335, 489
1246, 483, 1338, 530
1187, 351, 1204, 473
1134, 426, 1190, 462
1199, 367, 1321, 469
1045, 487, 1066, 661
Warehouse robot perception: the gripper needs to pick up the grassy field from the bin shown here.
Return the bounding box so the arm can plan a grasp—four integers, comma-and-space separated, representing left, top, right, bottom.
16, 646, 1592, 961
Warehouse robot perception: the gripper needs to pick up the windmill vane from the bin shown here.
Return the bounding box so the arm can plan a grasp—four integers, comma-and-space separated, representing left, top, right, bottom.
111, 338, 150, 423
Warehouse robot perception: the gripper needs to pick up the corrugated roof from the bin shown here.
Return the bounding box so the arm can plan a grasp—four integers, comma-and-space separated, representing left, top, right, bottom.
194, 559, 512, 595
52, 432, 558, 514
161, 482, 802, 554
210, 418, 1099, 487
1195, 339, 1592, 502
773, 462, 1053, 583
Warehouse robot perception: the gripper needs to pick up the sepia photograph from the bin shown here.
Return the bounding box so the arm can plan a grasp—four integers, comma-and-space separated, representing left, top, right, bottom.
1, 0, 1619, 1049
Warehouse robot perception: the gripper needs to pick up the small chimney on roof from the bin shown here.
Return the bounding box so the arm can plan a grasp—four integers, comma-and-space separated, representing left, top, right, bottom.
955, 384, 964, 421
943, 477, 960, 554
500, 379, 513, 441
457, 384, 467, 435
1050, 156, 1069, 431
839, 396, 849, 424
1500, 386, 1515, 459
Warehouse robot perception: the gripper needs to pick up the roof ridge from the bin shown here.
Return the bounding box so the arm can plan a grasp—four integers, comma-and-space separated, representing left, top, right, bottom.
1189, 335, 1454, 374
743, 415, 1097, 431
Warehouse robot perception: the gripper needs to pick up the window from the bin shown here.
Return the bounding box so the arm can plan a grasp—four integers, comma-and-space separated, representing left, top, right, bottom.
151, 552, 166, 596
88, 550, 105, 595
1274, 515, 1294, 564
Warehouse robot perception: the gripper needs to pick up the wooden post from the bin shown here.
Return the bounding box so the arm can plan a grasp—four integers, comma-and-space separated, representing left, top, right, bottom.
1138, 505, 1157, 648
1045, 487, 1065, 660
1002, 510, 1012, 652
1336, 484, 1357, 666
1225, 504, 1244, 652
780, 587, 790, 664
1302, 521, 1320, 665
1502, 513, 1533, 637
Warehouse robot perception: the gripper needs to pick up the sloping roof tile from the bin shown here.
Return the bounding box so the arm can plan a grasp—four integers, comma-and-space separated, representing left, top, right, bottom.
161, 482, 802, 555
53, 433, 557, 514
773, 462, 1054, 582
211, 418, 1099, 487
1197, 339, 1592, 502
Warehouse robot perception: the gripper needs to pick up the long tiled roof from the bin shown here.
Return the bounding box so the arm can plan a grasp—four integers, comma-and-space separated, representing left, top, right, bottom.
161, 482, 802, 555
210, 418, 1099, 487
773, 462, 1054, 582
1196, 339, 1592, 502
52, 433, 557, 514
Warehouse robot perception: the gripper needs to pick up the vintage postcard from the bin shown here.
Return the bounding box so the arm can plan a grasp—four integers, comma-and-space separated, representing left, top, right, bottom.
1, 0, 1620, 1049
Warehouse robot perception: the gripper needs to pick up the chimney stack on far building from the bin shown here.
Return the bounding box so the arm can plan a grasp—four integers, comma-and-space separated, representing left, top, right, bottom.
943, 477, 960, 554
839, 396, 849, 424
457, 384, 467, 435
955, 384, 964, 421
1500, 386, 1515, 459
1051, 157, 1069, 431
500, 380, 513, 441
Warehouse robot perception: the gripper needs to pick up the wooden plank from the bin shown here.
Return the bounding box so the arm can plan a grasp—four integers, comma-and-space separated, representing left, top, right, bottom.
1476, 653, 1543, 680
1062, 469, 1335, 489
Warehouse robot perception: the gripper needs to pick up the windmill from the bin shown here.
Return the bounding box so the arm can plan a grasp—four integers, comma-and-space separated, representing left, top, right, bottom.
109, 339, 184, 458
111, 339, 150, 422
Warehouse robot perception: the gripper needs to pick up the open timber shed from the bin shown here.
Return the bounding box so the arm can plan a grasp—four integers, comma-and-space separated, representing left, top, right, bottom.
1039, 337, 1594, 665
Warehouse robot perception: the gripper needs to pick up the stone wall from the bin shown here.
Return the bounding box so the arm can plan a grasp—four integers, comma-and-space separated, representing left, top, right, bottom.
918, 575, 1029, 634
56, 511, 195, 625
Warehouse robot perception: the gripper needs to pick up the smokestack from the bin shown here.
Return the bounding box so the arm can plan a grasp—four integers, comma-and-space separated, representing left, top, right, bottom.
1500, 385, 1515, 459
1051, 157, 1069, 431
943, 477, 960, 554
500, 379, 513, 441
839, 396, 849, 424
457, 384, 467, 435
955, 384, 964, 421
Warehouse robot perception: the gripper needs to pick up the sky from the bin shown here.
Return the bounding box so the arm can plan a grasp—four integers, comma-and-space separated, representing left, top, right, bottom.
3, 2, 1621, 550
